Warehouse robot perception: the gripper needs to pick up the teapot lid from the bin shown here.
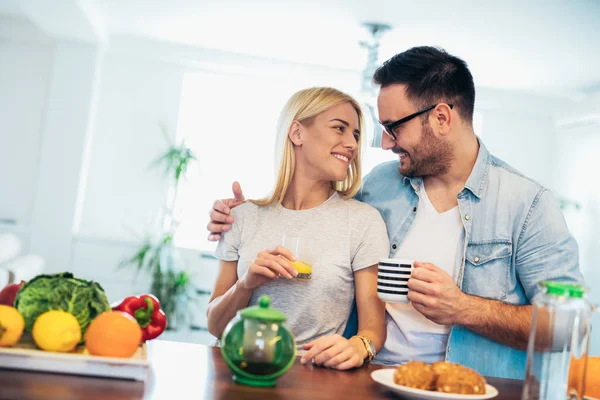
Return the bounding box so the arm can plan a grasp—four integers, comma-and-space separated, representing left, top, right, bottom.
240, 296, 287, 322
541, 281, 586, 298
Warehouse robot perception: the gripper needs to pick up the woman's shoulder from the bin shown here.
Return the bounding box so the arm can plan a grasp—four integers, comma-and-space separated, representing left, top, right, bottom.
337, 196, 383, 217
329, 196, 386, 230
230, 201, 260, 220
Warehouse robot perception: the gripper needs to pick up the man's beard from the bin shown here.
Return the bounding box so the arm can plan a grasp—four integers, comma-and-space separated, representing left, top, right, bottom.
395, 123, 454, 177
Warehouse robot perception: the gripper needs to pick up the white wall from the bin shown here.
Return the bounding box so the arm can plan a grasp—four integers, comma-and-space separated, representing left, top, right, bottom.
76, 52, 185, 242
552, 91, 600, 354
555, 126, 600, 355
0, 38, 54, 246
475, 88, 563, 191
29, 41, 102, 274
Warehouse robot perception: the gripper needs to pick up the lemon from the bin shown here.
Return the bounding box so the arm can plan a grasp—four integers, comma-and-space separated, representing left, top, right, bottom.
32, 310, 81, 352
0, 305, 25, 347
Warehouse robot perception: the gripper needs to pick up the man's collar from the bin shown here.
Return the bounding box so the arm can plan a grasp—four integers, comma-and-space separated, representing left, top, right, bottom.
403, 175, 422, 193
463, 137, 490, 200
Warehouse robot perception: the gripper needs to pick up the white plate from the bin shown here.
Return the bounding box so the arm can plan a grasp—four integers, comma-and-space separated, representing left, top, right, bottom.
371, 369, 499, 400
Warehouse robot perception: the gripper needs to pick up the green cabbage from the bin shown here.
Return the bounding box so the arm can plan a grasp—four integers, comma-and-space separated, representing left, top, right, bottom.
14, 272, 111, 338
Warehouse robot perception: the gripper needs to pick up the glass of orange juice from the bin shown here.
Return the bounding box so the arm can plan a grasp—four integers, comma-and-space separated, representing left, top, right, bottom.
281, 235, 313, 279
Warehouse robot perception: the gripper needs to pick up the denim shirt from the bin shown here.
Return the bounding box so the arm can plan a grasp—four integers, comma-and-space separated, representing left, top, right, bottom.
355, 139, 583, 379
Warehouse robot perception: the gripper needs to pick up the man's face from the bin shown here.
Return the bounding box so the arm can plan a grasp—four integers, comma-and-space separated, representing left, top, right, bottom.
377, 84, 453, 177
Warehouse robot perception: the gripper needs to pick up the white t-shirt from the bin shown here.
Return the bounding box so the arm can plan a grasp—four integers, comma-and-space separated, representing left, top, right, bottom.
375, 185, 464, 364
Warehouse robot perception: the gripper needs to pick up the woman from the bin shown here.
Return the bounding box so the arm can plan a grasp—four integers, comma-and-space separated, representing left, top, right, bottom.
207, 87, 389, 370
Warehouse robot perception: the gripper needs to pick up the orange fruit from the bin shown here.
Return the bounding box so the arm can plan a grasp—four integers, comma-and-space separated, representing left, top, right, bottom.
85, 311, 142, 358
569, 355, 600, 399
584, 356, 600, 399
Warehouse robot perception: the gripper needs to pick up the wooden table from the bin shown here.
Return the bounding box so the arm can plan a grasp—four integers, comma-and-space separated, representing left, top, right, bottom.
0, 340, 523, 400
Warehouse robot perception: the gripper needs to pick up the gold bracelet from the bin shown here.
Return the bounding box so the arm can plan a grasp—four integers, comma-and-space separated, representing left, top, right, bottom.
354, 335, 374, 363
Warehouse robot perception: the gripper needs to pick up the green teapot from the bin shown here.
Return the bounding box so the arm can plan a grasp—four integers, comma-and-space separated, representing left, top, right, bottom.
220, 296, 296, 387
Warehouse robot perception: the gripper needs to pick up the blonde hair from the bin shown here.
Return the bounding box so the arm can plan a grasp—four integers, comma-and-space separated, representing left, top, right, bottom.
252, 87, 364, 207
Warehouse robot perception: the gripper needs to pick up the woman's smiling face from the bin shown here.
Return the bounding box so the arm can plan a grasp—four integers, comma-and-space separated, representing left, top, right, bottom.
293, 101, 361, 182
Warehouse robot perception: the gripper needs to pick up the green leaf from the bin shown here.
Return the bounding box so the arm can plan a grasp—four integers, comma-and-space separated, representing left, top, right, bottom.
148, 125, 197, 185
158, 122, 173, 145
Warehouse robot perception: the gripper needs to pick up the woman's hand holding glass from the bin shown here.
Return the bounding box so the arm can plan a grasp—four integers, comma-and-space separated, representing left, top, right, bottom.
239, 246, 299, 290
300, 334, 365, 370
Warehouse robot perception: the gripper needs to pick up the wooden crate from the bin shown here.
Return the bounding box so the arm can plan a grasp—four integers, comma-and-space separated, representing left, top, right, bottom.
0, 335, 149, 381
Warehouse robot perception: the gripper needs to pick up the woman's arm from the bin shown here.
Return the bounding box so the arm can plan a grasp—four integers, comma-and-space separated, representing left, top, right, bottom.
300, 264, 386, 370
207, 246, 299, 338
206, 260, 253, 338
352, 264, 386, 354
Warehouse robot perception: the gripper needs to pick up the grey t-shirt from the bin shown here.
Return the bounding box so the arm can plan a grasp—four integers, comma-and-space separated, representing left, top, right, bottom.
214, 192, 390, 345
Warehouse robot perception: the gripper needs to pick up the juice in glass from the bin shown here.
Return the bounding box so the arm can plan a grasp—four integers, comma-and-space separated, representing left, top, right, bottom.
281, 235, 313, 280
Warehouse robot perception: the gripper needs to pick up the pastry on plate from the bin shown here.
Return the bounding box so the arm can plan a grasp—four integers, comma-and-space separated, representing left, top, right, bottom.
393, 361, 436, 390
431, 361, 462, 375
434, 363, 487, 394
394, 360, 487, 394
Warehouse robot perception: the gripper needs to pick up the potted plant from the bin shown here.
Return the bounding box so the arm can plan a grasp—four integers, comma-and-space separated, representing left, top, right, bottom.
120, 124, 197, 330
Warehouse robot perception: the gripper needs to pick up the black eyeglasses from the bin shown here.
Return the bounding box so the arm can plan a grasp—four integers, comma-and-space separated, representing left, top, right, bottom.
381, 103, 453, 141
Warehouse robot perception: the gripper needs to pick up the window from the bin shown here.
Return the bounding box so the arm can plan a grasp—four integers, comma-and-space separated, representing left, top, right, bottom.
173, 70, 359, 252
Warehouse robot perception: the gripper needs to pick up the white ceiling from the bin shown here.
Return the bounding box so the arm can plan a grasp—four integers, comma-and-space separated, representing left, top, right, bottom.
3, 0, 600, 96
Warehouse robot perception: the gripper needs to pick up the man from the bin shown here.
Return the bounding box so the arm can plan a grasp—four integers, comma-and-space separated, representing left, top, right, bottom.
206, 46, 583, 379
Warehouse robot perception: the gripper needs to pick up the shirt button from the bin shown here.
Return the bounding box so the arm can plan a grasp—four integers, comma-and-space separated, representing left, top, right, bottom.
465, 215, 470, 221
474, 256, 480, 263
392, 244, 397, 250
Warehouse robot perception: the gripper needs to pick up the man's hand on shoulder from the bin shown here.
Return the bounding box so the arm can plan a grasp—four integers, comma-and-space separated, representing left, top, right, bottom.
207, 181, 245, 241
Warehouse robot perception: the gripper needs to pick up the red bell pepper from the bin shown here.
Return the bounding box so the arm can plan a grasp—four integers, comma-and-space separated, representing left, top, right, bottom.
0, 280, 25, 307
112, 294, 167, 341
